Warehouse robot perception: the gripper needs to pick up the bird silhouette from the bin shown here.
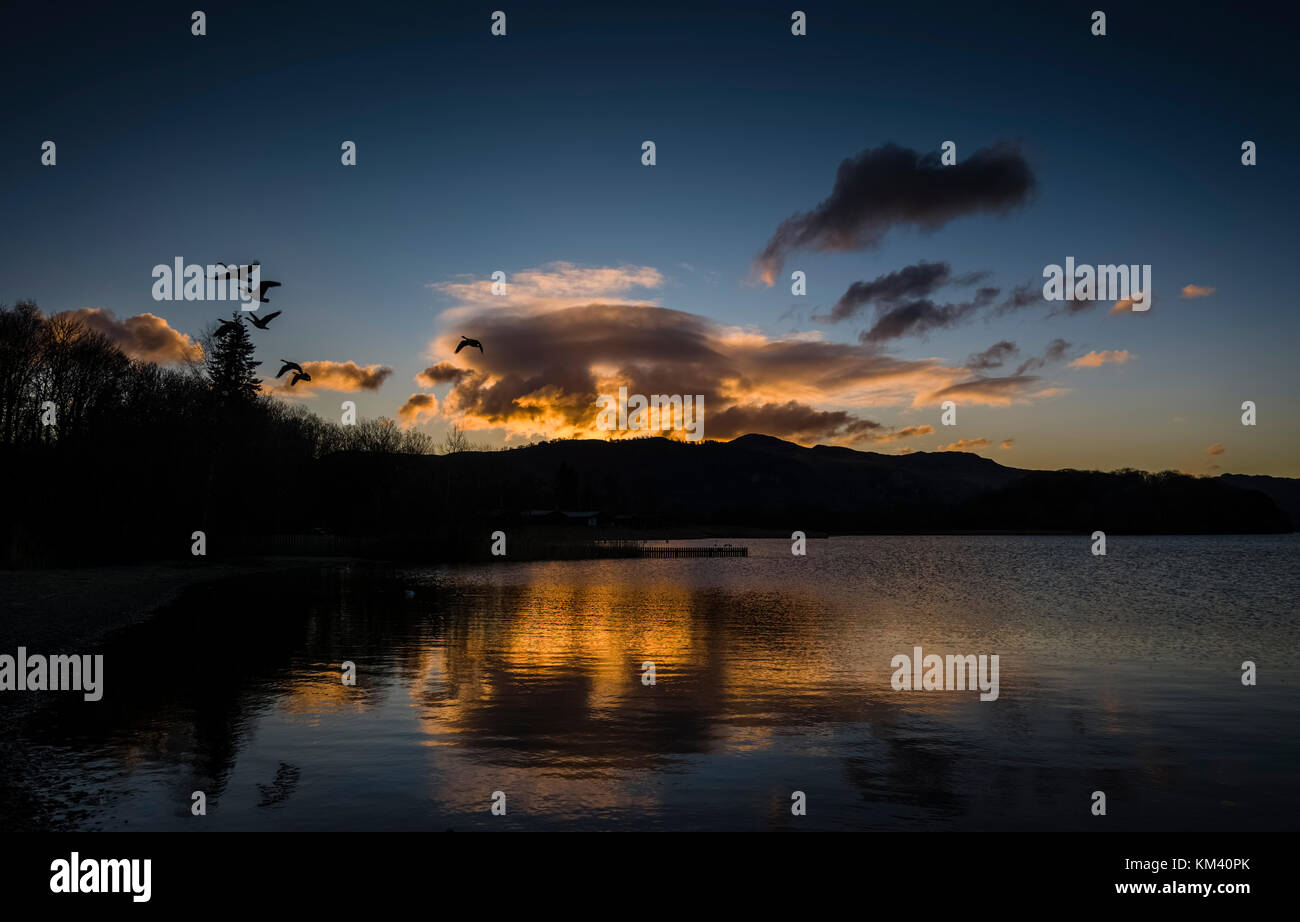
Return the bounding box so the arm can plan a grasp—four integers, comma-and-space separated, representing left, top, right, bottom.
241, 280, 281, 302
247, 310, 282, 330
276, 360, 311, 386
214, 317, 241, 337
455, 335, 483, 354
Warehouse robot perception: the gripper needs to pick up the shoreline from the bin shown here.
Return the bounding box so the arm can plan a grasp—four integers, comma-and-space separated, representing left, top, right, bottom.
0, 557, 358, 655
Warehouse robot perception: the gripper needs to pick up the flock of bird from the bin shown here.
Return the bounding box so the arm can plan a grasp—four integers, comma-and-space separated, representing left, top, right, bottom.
209, 261, 484, 389
209, 261, 309, 384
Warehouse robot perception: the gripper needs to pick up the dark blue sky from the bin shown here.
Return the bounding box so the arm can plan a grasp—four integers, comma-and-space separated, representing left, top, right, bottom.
3, 1, 1297, 473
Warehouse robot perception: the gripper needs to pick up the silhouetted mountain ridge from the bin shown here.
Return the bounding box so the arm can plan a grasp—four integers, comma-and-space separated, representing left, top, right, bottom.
310, 434, 1292, 538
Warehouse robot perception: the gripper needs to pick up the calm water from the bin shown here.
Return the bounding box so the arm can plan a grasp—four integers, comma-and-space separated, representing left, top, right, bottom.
4, 535, 1298, 831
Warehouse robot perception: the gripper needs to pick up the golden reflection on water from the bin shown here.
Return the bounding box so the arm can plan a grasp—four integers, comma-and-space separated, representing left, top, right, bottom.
9, 536, 1297, 830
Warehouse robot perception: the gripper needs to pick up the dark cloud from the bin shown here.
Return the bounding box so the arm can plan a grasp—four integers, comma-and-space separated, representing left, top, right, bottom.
1044, 337, 1071, 362
925, 374, 1047, 404
708, 403, 887, 444
820, 261, 962, 323
993, 281, 1046, 315
754, 141, 1036, 283
822, 263, 1049, 342
859, 286, 999, 343
417, 362, 472, 386
1015, 337, 1071, 375
1046, 285, 1115, 316
967, 340, 1019, 371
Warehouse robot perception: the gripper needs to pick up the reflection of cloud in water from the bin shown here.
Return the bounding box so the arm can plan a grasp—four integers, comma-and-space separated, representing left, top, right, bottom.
4, 536, 1298, 830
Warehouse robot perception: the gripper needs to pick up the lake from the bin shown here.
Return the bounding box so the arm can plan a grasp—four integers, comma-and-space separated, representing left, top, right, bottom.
4, 535, 1298, 831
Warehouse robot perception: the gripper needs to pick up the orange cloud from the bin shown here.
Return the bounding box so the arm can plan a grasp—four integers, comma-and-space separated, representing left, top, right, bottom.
423, 265, 1067, 444
266, 360, 393, 396
880, 425, 934, 441
1000, 439, 1015, 449
1181, 284, 1215, 299
398, 393, 439, 426
1069, 349, 1133, 368
425, 301, 982, 444
52, 308, 202, 363
1206, 443, 1225, 456
938, 437, 990, 452
1109, 293, 1149, 313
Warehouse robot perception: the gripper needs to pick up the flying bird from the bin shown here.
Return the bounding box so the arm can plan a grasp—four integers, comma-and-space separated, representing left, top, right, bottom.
247, 310, 282, 330
455, 336, 483, 354
276, 359, 311, 386
214, 317, 241, 336
241, 280, 281, 302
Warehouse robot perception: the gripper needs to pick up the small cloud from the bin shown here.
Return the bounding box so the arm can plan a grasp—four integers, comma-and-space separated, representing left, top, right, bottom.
1181, 284, 1215, 299
875, 424, 934, 442
966, 340, 1019, 371
859, 294, 989, 343
1014, 337, 1071, 374
922, 374, 1061, 406
269, 360, 393, 395
820, 261, 972, 323
416, 362, 472, 387
999, 439, 1014, 450
1109, 293, 1149, 314
1206, 443, 1225, 456
1069, 349, 1133, 368
937, 437, 990, 452
398, 393, 439, 427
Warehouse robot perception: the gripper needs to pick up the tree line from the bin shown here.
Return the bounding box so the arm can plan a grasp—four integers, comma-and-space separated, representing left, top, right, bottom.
0, 301, 434, 565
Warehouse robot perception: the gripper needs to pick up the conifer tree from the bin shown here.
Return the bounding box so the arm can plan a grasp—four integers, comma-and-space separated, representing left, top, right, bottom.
205, 312, 262, 402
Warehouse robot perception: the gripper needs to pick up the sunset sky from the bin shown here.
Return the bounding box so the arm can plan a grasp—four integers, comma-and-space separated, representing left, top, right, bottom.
2, 1, 1297, 475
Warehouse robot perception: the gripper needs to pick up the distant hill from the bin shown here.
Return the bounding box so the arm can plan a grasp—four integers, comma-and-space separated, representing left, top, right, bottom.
309, 435, 1294, 538
6, 432, 1292, 566
1220, 474, 1300, 530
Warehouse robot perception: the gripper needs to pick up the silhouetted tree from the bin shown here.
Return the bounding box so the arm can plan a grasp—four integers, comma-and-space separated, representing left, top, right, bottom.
204, 313, 261, 402
0, 301, 43, 445
0, 301, 438, 565
441, 423, 470, 454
